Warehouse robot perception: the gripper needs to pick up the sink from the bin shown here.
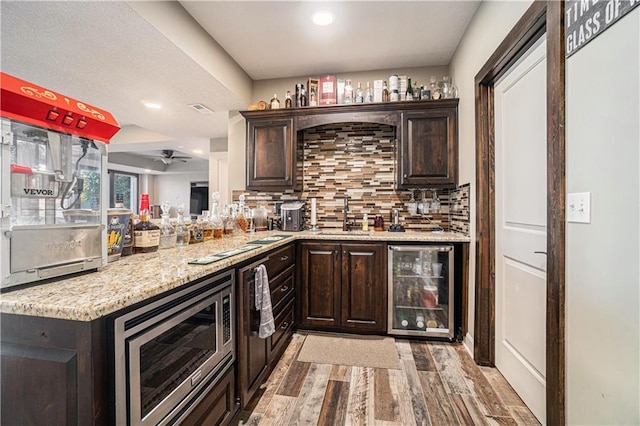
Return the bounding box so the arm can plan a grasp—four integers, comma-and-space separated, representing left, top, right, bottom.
318, 230, 372, 236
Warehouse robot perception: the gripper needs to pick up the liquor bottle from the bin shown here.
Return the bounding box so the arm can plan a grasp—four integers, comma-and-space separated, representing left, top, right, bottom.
210, 192, 224, 240
175, 204, 190, 247
412, 80, 421, 100
201, 211, 213, 241
235, 194, 249, 232
285, 91, 292, 108
158, 201, 177, 249
295, 84, 302, 107
430, 76, 442, 100
309, 88, 317, 106
270, 93, 280, 109
405, 77, 414, 101
344, 79, 354, 104
365, 82, 373, 103
300, 84, 307, 107
133, 193, 160, 254
382, 81, 390, 102
397, 311, 410, 328
355, 82, 364, 103
415, 313, 425, 329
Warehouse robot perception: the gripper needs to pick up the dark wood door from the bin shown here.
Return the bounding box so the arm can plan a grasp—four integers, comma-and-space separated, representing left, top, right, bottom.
340, 243, 386, 331
399, 107, 458, 188
246, 117, 295, 190
237, 263, 269, 409
299, 242, 341, 327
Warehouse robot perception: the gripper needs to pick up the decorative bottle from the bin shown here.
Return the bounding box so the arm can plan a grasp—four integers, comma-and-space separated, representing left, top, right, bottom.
382, 81, 390, 102
309, 88, 317, 106
285, 90, 292, 108
210, 192, 224, 240
405, 77, 414, 101
270, 93, 280, 109
158, 201, 177, 249
300, 84, 307, 107
175, 204, 190, 247
344, 79, 354, 104
430, 76, 442, 100
365, 81, 373, 103
133, 193, 160, 254
235, 194, 249, 232
412, 80, 421, 100
355, 82, 364, 103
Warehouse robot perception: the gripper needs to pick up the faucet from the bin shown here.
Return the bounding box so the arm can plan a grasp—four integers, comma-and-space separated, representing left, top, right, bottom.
343, 196, 349, 231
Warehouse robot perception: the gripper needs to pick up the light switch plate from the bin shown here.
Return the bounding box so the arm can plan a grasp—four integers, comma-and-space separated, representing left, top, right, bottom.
567, 192, 591, 223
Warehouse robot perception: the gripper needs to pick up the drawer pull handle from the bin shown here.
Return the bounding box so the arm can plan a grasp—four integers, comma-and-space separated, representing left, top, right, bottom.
280, 255, 289, 261
280, 286, 289, 292
281, 321, 289, 329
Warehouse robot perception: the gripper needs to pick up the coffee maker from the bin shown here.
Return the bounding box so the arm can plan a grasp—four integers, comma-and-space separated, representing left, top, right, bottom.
0, 72, 120, 289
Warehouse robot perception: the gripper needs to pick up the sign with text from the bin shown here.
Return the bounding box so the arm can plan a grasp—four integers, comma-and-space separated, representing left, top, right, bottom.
566, 0, 640, 57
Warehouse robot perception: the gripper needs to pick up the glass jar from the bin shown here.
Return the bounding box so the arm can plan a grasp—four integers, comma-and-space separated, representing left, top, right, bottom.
158, 201, 176, 249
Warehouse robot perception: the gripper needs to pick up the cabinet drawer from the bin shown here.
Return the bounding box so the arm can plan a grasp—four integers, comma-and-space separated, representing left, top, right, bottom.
266, 244, 295, 278
269, 265, 295, 313
180, 364, 235, 426
269, 300, 295, 355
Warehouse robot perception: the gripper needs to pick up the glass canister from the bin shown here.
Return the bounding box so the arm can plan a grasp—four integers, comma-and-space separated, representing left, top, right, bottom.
158, 201, 177, 249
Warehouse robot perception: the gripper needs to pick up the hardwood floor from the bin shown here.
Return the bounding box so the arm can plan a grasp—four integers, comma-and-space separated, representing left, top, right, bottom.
237, 332, 540, 425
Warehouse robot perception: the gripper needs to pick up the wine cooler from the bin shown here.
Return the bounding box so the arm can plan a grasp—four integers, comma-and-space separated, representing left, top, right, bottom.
388, 245, 454, 339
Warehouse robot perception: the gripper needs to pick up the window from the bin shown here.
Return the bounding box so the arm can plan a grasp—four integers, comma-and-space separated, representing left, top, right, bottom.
109, 170, 138, 213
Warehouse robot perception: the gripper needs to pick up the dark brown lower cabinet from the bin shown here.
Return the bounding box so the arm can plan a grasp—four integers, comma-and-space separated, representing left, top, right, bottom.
236, 244, 296, 410
0, 314, 107, 426
299, 241, 386, 333
180, 365, 236, 426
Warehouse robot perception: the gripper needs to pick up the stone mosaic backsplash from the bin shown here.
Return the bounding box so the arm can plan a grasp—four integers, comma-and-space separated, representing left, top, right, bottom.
234, 123, 470, 234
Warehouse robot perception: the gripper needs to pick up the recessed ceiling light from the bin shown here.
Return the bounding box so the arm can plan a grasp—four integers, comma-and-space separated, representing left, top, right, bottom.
143, 102, 162, 110
312, 11, 334, 26
144, 169, 151, 173
193, 149, 203, 154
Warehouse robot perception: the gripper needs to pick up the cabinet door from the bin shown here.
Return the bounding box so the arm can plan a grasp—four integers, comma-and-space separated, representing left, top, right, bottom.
246, 118, 296, 190
399, 108, 458, 188
341, 243, 386, 331
299, 242, 341, 327
237, 264, 269, 409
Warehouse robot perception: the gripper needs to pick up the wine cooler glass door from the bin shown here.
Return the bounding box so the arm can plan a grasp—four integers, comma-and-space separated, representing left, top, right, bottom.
388, 245, 454, 338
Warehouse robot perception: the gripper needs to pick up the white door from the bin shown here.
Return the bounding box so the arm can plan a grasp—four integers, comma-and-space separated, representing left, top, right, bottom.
494, 35, 547, 424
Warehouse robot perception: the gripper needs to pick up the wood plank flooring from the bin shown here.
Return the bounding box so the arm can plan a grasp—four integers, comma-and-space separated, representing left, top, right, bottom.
237, 332, 540, 425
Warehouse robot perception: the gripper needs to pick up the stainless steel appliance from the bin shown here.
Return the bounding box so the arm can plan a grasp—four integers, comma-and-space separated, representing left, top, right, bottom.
0, 72, 120, 289
388, 245, 454, 339
280, 201, 305, 231
111, 270, 234, 426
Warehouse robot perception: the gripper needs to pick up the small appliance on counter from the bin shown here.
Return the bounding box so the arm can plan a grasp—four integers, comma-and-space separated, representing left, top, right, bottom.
280, 201, 305, 231
0, 72, 120, 289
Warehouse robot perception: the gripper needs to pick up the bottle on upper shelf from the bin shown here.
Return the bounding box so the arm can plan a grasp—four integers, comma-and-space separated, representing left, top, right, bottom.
382, 81, 390, 102
412, 80, 421, 100
133, 193, 160, 254
405, 77, 414, 101
270, 93, 280, 109
430, 76, 442, 100
285, 91, 292, 108
355, 82, 364, 103
365, 81, 373, 103
344, 79, 354, 104
309, 87, 317, 106
300, 84, 308, 107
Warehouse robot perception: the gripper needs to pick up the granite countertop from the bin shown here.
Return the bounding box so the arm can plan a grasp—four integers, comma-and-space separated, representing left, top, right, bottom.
0, 229, 469, 321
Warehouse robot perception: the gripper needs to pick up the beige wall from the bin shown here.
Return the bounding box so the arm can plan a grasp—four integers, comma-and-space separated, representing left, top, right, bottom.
448, 0, 534, 353
565, 8, 639, 424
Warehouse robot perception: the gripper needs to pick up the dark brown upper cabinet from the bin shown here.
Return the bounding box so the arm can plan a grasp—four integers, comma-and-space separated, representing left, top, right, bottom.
245, 117, 301, 191
240, 99, 458, 191
398, 106, 458, 189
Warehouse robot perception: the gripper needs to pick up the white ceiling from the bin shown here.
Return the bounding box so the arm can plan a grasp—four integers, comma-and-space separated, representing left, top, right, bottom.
0, 0, 480, 172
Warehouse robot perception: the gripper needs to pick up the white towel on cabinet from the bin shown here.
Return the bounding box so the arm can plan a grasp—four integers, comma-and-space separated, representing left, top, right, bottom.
254, 264, 275, 338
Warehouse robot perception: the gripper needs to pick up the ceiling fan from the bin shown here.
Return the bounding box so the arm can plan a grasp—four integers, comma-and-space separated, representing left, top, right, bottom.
152, 149, 192, 165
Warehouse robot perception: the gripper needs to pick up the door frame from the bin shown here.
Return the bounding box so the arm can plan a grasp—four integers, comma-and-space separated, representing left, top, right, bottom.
474, 1, 565, 425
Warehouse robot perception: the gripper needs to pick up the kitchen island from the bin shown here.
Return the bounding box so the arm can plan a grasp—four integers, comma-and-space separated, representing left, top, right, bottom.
0, 229, 469, 426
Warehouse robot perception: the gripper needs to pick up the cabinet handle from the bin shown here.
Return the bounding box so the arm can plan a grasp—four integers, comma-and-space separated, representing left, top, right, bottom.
404, 173, 408, 178
280, 255, 289, 261
280, 286, 289, 292
281, 321, 289, 329
534, 251, 547, 255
